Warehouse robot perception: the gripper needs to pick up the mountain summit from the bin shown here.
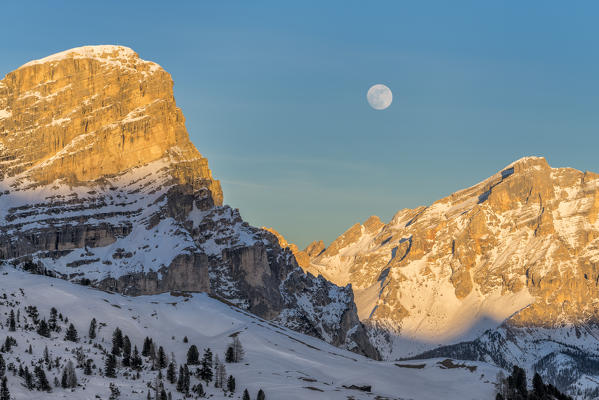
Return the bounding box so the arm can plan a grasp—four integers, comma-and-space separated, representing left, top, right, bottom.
302, 156, 599, 356
0, 45, 377, 358
1, 45, 221, 202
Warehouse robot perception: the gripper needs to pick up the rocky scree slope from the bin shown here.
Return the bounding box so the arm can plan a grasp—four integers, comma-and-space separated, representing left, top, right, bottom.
0, 45, 376, 358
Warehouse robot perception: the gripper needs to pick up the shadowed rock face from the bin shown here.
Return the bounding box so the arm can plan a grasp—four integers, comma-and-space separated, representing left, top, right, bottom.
0, 46, 377, 359
302, 156, 599, 354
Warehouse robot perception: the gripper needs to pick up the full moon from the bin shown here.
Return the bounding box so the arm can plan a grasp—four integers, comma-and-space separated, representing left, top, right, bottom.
367, 84, 392, 110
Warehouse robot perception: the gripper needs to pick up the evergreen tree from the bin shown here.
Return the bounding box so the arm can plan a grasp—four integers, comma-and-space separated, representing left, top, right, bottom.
510, 365, 527, 398
158, 346, 167, 369
112, 328, 123, 356
225, 346, 234, 363
84, 359, 92, 375
176, 366, 185, 393
199, 348, 213, 383
1, 337, 16, 353
25, 305, 39, 323
0, 376, 9, 400
257, 389, 265, 400
64, 324, 78, 342
183, 365, 190, 393
0, 355, 5, 377
122, 336, 131, 367
131, 346, 142, 370
142, 337, 152, 357
105, 354, 117, 378
24, 367, 34, 390
61, 368, 68, 388
36, 318, 50, 338
227, 375, 236, 393
532, 372, 545, 397
34, 365, 51, 391
7, 311, 15, 332
159, 388, 167, 400
109, 382, 120, 400
88, 318, 97, 339
149, 342, 157, 367
48, 308, 58, 331
192, 382, 205, 397
186, 345, 199, 365
242, 389, 250, 400
166, 362, 176, 384
43, 346, 50, 364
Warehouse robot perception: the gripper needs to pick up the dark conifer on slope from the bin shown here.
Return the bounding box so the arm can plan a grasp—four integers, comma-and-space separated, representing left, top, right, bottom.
131, 345, 142, 370
36, 318, 50, 338
142, 337, 152, 357
176, 365, 190, 393
64, 323, 78, 342
88, 318, 97, 339
199, 348, 213, 383
166, 362, 176, 384
227, 375, 236, 393
112, 327, 123, 356
186, 344, 199, 365
257, 388, 266, 400
48, 307, 58, 331
7, 311, 15, 332
105, 354, 117, 378
192, 382, 205, 396
242, 389, 250, 400
122, 336, 132, 367
176, 365, 185, 393
158, 345, 167, 369
0, 376, 9, 400
34, 365, 51, 391
84, 359, 93, 375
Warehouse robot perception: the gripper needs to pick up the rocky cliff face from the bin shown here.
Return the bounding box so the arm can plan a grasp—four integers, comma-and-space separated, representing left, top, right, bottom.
0, 46, 377, 359
303, 157, 599, 359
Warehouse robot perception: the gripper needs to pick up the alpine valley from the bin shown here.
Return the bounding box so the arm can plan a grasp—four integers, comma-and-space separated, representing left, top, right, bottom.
0, 46, 594, 399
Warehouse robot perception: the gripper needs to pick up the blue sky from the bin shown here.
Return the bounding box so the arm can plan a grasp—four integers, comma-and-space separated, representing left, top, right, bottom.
3, 1, 599, 248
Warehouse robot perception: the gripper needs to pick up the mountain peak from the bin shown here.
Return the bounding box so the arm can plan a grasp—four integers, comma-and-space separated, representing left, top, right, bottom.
1, 45, 221, 202
18, 45, 156, 70
505, 155, 550, 173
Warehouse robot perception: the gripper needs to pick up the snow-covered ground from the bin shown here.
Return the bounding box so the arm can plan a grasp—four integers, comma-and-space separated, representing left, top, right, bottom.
0, 267, 500, 399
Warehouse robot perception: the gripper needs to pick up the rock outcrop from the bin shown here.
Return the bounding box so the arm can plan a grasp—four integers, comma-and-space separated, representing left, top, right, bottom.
304, 156, 599, 360
0, 46, 376, 359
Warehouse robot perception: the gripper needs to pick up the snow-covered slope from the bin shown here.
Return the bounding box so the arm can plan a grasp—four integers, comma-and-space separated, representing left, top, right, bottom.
0, 267, 500, 400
